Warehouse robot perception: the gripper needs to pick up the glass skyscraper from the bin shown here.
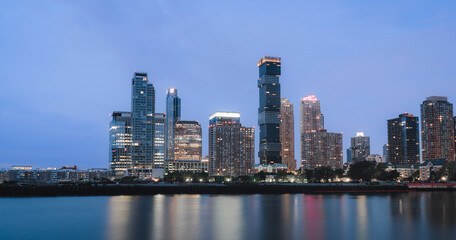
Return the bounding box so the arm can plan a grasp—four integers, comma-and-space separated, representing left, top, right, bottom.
154, 113, 166, 168
421, 96, 455, 162
109, 111, 132, 178
131, 72, 155, 169
257, 56, 282, 165
387, 113, 420, 165
165, 88, 181, 162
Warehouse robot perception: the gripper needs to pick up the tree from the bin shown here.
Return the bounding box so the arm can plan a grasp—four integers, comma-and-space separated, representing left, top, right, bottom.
314, 167, 335, 182
348, 161, 376, 182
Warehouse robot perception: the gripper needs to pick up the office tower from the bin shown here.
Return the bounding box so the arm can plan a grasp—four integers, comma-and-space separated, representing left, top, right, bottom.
350, 132, 370, 163
208, 112, 255, 176
109, 112, 132, 178
131, 72, 155, 169
280, 98, 296, 171
174, 121, 202, 161
300, 95, 343, 169
383, 144, 389, 163
346, 148, 352, 163
153, 113, 166, 168
301, 130, 343, 169
387, 113, 420, 165
421, 96, 455, 162
300, 95, 324, 134
257, 56, 282, 165
165, 88, 181, 162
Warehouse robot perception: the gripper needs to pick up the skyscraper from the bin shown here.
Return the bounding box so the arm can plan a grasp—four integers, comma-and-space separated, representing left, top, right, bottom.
154, 113, 166, 168
300, 95, 324, 134
174, 121, 202, 161
387, 113, 420, 165
421, 96, 455, 162
383, 144, 389, 164
350, 132, 370, 163
131, 72, 155, 169
257, 56, 282, 165
109, 111, 132, 178
280, 98, 296, 171
300, 95, 343, 169
165, 88, 181, 162
346, 148, 352, 163
209, 112, 255, 176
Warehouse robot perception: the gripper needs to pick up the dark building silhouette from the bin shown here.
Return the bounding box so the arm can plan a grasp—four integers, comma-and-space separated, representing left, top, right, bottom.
257, 56, 282, 165
387, 113, 420, 165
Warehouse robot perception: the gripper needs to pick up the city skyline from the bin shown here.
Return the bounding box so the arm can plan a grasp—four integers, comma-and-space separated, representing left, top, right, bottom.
2, 1, 456, 169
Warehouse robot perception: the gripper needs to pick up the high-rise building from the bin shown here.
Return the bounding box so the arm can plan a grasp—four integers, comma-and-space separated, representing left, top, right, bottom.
174, 121, 202, 161
109, 112, 132, 178
421, 96, 455, 162
280, 98, 296, 171
387, 113, 420, 165
301, 130, 343, 169
346, 148, 352, 163
165, 88, 181, 162
257, 56, 282, 165
300, 95, 343, 169
153, 113, 166, 168
383, 144, 389, 163
208, 112, 255, 176
350, 132, 370, 163
300, 95, 324, 134
131, 72, 155, 169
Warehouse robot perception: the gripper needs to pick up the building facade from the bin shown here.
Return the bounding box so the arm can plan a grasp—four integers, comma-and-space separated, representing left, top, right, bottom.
299, 95, 343, 169
208, 112, 255, 176
154, 113, 166, 168
280, 98, 296, 171
165, 88, 181, 162
383, 144, 389, 164
109, 111, 132, 178
421, 96, 455, 162
131, 72, 155, 169
301, 130, 343, 169
350, 132, 370, 163
257, 56, 282, 165
174, 121, 202, 161
387, 113, 420, 165
300, 95, 324, 134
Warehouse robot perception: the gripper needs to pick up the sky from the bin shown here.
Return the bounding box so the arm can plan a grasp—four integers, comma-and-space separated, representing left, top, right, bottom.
1, 1, 456, 169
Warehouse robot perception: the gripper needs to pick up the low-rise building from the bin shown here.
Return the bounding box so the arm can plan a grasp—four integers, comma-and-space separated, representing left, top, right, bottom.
254, 164, 288, 174
420, 159, 445, 180
386, 163, 419, 179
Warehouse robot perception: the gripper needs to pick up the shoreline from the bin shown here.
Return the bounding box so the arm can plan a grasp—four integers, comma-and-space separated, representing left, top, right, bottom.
1, 183, 455, 197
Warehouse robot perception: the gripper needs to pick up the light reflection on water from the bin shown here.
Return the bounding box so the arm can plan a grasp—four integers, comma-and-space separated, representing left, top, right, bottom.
0, 192, 455, 240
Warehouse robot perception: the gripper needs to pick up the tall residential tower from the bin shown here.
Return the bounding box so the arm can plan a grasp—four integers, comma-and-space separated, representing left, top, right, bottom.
165, 88, 181, 162
131, 72, 155, 169
257, 56, 282, 165
350, 132, 370, 163
387, 113, 420, 165
421, 96, 455, 162
280, 98, 296, 171
209, 112, 255, 176
300, 95, 343, 169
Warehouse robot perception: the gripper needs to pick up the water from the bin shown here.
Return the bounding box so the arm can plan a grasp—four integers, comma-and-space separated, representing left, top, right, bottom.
0, 192, 455, 240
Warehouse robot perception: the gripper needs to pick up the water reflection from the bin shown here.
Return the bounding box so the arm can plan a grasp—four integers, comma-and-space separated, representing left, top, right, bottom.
105, 192, 456, 240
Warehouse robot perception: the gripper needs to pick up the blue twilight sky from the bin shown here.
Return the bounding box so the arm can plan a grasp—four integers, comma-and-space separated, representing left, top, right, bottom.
1, 1, 456, 169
